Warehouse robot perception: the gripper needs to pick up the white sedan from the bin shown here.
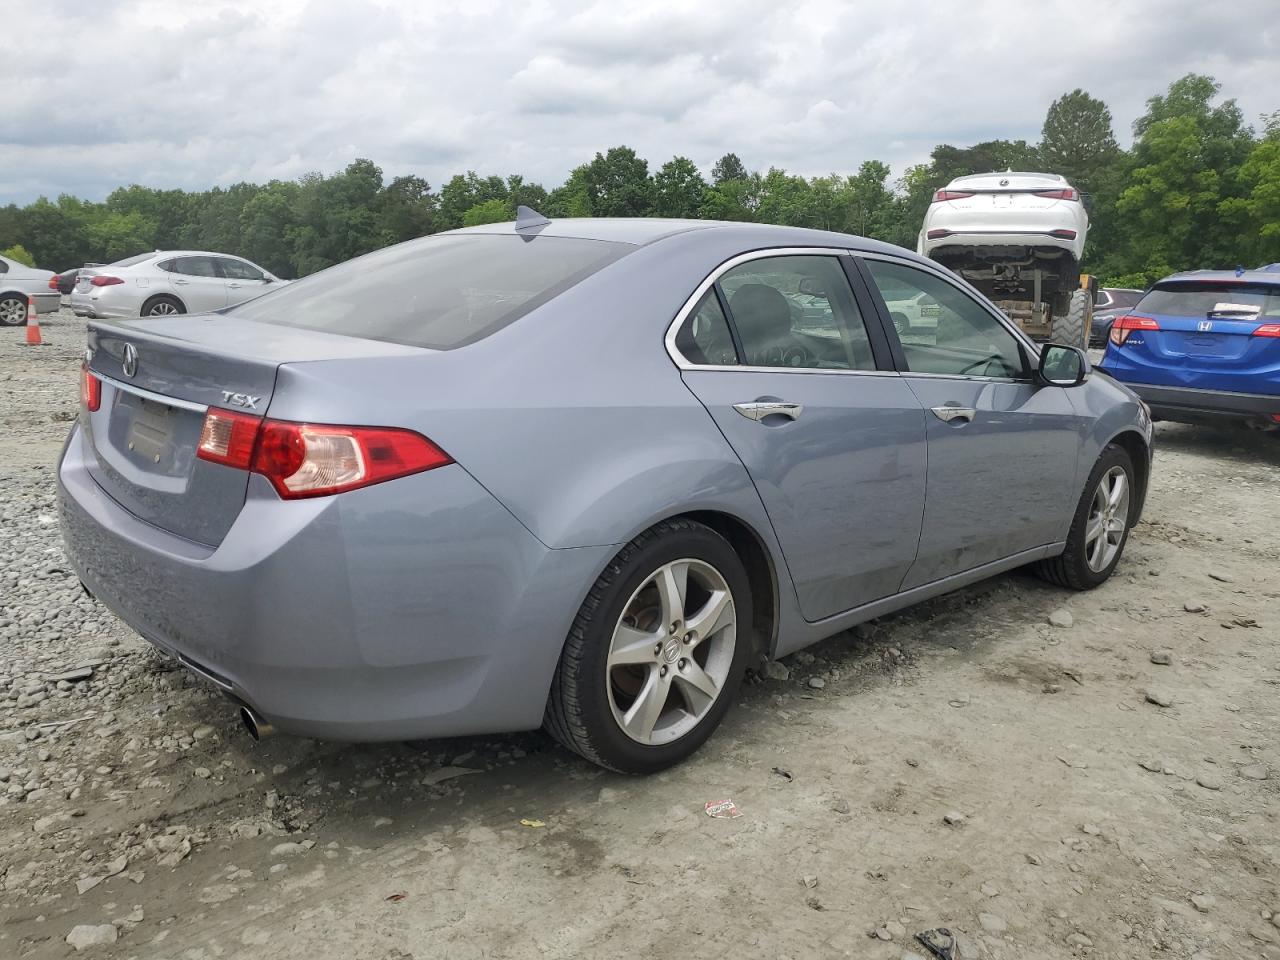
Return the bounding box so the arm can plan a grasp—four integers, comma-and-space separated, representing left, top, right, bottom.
0, 255, 61, 326
71, 251, 284, 319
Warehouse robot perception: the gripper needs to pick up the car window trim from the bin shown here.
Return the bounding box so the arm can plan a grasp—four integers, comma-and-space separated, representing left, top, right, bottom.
664, 246, 901, 378
853, 250, 1039, 382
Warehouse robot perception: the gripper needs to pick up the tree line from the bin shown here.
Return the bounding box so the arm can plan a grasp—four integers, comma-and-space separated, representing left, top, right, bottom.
2, 73, 1276, 288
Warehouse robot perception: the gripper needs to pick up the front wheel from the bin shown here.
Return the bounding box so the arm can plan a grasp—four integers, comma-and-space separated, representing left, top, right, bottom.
1035, 444, 1135, 590
544, 519, 752, 773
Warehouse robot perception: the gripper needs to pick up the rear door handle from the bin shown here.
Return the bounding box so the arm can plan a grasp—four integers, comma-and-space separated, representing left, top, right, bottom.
227, 283, 242, 289
733, 401, 804, 422
931, 405, 976, 424
173, 279, 190, 285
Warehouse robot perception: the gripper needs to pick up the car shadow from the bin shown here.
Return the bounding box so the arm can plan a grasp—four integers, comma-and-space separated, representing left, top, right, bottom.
1151, 421, 1280, 465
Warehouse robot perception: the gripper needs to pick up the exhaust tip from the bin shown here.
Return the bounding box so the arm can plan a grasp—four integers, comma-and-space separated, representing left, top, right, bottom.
238, 705, 274, 741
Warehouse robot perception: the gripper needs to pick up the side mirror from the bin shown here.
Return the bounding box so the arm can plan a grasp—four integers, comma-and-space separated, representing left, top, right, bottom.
262, 276, 275, 284
1037, 344, 1091, 387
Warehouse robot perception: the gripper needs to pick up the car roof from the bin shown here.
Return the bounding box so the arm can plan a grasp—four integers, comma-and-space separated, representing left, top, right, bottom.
1159, 269, 1280, 286
448, 216, 915, 258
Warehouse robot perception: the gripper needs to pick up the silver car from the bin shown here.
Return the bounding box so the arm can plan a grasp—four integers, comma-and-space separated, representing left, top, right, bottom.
0, 254, 61, 325
58, 214, 1153, 773
70, 250, 283, 319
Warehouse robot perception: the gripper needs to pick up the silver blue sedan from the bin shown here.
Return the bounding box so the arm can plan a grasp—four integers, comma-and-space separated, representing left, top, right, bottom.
58, 213, 1152, 773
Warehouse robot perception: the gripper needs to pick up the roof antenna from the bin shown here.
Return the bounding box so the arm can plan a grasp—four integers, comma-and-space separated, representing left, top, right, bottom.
515, 205, 551, 231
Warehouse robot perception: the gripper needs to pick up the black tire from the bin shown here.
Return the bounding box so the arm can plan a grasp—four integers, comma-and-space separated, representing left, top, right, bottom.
1050, 288, 1090, 350
1035, 444, 1136, 590
141, 295, 185, 317
544, 518, 753, 774
0, 294, 28, 327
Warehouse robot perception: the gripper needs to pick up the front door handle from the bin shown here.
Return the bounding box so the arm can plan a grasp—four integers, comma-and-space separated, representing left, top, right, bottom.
931, 405, 976, 424
733, 401, 804, 422
173, 279, 190, 285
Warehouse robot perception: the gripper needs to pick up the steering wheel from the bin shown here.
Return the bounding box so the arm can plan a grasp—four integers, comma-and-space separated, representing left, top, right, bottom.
750, 344, 813, 368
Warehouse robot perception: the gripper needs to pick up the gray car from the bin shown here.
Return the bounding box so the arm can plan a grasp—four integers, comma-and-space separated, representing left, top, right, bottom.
58, 214, 1153, 773
0, 254, 61, 325
70, 250, 284, 319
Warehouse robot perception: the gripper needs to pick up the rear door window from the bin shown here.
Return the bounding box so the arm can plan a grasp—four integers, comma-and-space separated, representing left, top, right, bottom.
231, 234, 630, 349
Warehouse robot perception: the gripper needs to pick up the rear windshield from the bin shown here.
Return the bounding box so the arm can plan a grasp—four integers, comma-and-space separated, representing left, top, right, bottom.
230, 234, 631, 349
109, 253, 156, 268
1139, 282, 1280, 319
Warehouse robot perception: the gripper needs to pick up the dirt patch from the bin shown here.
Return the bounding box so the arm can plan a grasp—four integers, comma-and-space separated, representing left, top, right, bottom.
2, 311, 1278, 959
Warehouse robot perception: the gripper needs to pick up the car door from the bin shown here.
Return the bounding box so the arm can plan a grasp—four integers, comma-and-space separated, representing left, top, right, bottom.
672, 250, 928, 623
168, 256, 228, 313
217, 257, 272, 306
859, 255, 1086, 589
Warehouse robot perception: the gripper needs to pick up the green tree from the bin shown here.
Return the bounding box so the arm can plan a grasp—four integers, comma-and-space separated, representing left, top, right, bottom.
699, 174, 760, 221
1040, 89, 1120, 192
584, 146, 654, 217
754, 168, 812, 226
438, 172, 508, 230
653, 157, 707, 218
462, 198, 512, 226
1225, 112, 1280, 265
546, 165, 593, 218
1, 243, 36, 266
711, 153, 748, 185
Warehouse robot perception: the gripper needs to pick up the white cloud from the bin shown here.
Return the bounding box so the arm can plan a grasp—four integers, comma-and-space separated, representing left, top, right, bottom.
0, 0, 1276, 203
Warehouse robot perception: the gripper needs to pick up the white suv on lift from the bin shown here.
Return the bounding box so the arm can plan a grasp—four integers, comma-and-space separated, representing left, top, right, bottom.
918, 172, 1092, 346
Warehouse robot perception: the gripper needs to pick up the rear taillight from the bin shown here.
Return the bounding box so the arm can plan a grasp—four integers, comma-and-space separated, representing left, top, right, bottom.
1253, 323, 1280, 338
1049, 229, 1078, 240
197, 408, 260, 470
195, 411, 452, 499
89, 275, 123, 287
49, 277, 59, 290
1033, 188, 1079, 201
1109, 314, 1160, 346
81, 366, 101, 412
932, 189, 974, 202
926, 228, 952, 240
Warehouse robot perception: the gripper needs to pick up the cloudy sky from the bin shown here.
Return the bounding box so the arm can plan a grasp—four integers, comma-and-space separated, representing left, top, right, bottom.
3, 0, 1278, 205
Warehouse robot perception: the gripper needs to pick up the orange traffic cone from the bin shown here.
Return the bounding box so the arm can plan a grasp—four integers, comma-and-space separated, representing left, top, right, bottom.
24, 295, 42, 345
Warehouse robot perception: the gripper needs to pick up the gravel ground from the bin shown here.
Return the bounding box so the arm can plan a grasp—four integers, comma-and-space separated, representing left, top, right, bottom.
1, 308, 1278, 959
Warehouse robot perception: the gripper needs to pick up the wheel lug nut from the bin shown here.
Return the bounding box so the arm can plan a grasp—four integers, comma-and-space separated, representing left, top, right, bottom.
654, 644, 662, 655
660, 666, 668, 676
678, 659, 686, 669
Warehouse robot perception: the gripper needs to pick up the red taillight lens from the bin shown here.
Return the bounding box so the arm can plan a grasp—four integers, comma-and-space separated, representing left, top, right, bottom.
252, 422, 452, 499
194, 411, 452, 498
932, 189, 975, 202
1049, 228, 1078, 240
196, 408, 261, 469
1253, 323, 1280, 338
49, 276, 60, 290
926, 228, 952, 240
89, 275, 123, 287
1033, 188, 1079, 201
1109, 314, 1160, 346
81, 365, 101, 412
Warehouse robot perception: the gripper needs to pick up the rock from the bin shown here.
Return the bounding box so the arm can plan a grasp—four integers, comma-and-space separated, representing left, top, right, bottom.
873, 927, 893, 941
1150, 649, 1173, 665
66, 924, 118, 950
1064, 932, 1093, 948
192, 725, 215, 741
885, 921, 907, 940
1240, 764, 1269, 781
832, 799, 851, 815
806, 677, 826, 690
1183, 601, 1206, 613
1081, 823, 1101, 836
1145, 688, 1174, 708
1208, 572, 1233, 583
979, 912, 1008, 934
761, 661, 790, 682
1250, 924, 1278, 944
943, 811, 966, 826
75, 876, 104, 895
1190, 893, 1216, 913
1138, 758, 1162, 773
271, 842, 305, 857
46, 667, 93, 683
194, 767, 211, 779
979, 881, 1000, 897
1048, 609, 1074, 628
421, 766, 480, 786
1195, 773, 1223, 791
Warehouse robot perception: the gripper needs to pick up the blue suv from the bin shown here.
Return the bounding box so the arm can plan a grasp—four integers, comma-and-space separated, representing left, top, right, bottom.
1100, 268, 1280, 432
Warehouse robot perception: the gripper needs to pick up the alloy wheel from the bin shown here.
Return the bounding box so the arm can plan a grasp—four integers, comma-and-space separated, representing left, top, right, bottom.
0, 298, 27, 326
606, 558, 737, 745
147, 302, 179, 316
1085, 465, 1129, 572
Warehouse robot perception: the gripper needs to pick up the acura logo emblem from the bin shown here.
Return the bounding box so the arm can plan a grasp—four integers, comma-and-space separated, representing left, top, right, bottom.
121, 343, 138, 378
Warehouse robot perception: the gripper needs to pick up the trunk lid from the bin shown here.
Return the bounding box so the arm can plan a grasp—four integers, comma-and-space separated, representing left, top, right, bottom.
82, 316, 425, 545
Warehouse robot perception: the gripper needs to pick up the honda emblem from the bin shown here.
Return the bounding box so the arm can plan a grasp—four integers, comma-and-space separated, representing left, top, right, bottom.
1197, 320, 1213, 332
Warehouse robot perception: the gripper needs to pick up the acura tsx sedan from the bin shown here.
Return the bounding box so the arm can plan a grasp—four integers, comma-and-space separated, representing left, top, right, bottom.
58, 212, 1152, 773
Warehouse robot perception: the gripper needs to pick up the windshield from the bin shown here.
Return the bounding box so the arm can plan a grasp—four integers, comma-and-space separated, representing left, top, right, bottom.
1139, 282, 1280, 319
230, 234, 630, 349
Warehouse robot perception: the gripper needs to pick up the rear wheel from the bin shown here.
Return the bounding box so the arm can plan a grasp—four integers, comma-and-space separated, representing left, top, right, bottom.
1050, 288, 1090, 350
0, 294, 27, 327
141, 295, 184, 317
1035, 444, 1135, 590
544, 518, 752, 773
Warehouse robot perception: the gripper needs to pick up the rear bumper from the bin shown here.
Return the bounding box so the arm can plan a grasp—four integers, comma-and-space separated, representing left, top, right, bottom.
1121, 381, 1280, 427
57, 423, 612, 741
70, 290, 133, 319
32, 291, 61, 314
